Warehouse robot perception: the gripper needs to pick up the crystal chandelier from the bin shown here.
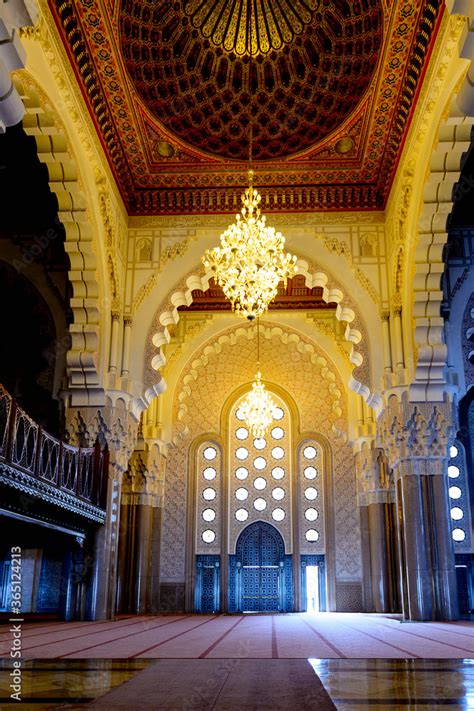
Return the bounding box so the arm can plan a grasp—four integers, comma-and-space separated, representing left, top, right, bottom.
240, 319, 278, 438
202, 170, 297, 320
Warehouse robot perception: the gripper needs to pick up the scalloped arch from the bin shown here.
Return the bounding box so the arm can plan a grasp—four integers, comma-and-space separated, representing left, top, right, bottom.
149, 259, 373, 405
14, 74, 104, 404
173, 322, 347, 445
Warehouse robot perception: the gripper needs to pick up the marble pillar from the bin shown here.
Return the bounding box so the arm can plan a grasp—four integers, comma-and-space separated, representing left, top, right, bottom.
379, 396, 459, 621
90, 464, 123, 620
134, 504, 153, 613
368, 502, 391, 612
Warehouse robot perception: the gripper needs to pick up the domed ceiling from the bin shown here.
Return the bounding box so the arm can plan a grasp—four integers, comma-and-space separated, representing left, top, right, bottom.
49, 0, 442, 214
119, 0, 382, 160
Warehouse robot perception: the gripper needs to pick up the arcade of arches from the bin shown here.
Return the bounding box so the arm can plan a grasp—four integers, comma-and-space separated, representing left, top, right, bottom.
2, 1, 474, 693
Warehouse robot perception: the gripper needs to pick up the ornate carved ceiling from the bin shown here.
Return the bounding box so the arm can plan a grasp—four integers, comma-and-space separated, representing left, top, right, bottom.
177, 275, 337, 312
49, 0, 442, 214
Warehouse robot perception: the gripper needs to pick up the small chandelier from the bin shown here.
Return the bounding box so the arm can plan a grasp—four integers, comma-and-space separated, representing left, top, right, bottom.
240, 319, 278, 438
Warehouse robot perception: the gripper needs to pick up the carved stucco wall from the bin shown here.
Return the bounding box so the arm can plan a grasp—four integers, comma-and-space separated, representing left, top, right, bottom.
159, 322, 362, 585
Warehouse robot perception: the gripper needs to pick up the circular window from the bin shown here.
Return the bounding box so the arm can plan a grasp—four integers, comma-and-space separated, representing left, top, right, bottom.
236, 427, 249, 440
451, 507, 464, 521
272, 487, 285, 501
452, 528, 466, 542
272, 447, 284, 460
236, 487, 249, 501
236, 447, 249, 460
235, 508, 249, 522
448, 466, 460, 479
272, 467, 285, 480
254, 477, 267, 491
305, 529, 319, 542
202, 508, 216, 522
273, 407, 284, 420
254, 456, 266, 470
254, 438, 266, 450
203, 446, 217, 461
202, 529, 216, 543
254, 498, 267, 511
203, 467, 217, 481
272, 508, 285, 522
450, 445, 458, 458
203, 487, 216, 501
305, 508, 318, 521
303, 445, 317, 460
305, 487, 318, 501
449, 486, 462, 500
304, 466, 317, 480
235, 467, 249, 480
271, 427, 284, 440
235, 408, 245, 421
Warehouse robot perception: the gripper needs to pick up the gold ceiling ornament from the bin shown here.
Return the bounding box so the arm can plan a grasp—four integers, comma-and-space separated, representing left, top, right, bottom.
185, 0, 320, 56
202, 169, 297, 320
239, 319, 278, 438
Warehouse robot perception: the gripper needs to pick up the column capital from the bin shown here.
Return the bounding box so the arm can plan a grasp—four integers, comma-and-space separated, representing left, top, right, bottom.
377, 392, 454, 471
355, 440, 393, 503
65, 404, 139, 471
121, 442, 165, 507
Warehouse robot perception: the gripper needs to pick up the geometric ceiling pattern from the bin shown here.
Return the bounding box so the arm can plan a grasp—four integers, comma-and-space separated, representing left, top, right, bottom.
49, 0, 442, 215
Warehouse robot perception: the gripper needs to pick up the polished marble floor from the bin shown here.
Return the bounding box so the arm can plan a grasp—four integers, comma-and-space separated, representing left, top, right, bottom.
1, 658, 474, 709
2, 613, 474, 659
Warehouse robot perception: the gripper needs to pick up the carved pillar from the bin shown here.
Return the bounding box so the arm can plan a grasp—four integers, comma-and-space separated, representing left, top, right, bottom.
118, 442, 164, 614
356, 442, 397, 613
379, 394, 459, 621
66, 405, 138, 620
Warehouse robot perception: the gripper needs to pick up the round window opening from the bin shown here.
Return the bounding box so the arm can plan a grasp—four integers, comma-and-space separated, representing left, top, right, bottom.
202, 529, 216, 543
203, 446, 217, 461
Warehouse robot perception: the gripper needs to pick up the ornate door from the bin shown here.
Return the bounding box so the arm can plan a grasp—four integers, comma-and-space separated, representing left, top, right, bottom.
195, 555, 220, 613
236, 522, 285, 612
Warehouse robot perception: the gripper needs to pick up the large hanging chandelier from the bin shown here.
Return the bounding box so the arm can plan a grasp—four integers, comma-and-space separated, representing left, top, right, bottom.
202, 169, 297, 320
240, 319, 278, 438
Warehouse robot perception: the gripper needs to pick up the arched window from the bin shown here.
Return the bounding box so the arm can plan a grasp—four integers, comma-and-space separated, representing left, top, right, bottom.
448, 440, 471, 549
228, 393, 292, 553
195, 441, 222, 553
298, 440, 325, 552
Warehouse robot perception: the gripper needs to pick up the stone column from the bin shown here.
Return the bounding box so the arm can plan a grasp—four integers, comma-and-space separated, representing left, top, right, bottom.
355, 442, 395, 613
90, 460, 124, 619
119, 442, 164, 615
121, 317, 132, 377
108, 311, 120, 373
66, 404, 139, 620
379, 394, 459, 621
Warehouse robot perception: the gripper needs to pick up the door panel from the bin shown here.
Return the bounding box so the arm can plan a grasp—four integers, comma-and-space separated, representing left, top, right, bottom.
236, 521, 286, 612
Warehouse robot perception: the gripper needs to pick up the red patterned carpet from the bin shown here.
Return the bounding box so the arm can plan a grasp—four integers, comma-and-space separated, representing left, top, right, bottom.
1, 613, 474, 659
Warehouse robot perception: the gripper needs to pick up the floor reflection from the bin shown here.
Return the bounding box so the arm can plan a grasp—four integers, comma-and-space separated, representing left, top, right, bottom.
311, 658, 474, 709
2, 658, 474, 708
0, 658, 153, 709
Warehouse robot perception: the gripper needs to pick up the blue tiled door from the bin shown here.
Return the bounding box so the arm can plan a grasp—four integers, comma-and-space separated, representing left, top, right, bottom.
233, 521, 291, 612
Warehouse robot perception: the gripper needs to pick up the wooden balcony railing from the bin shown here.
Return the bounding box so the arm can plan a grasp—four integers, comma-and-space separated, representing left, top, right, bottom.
0, 385, 108, 514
